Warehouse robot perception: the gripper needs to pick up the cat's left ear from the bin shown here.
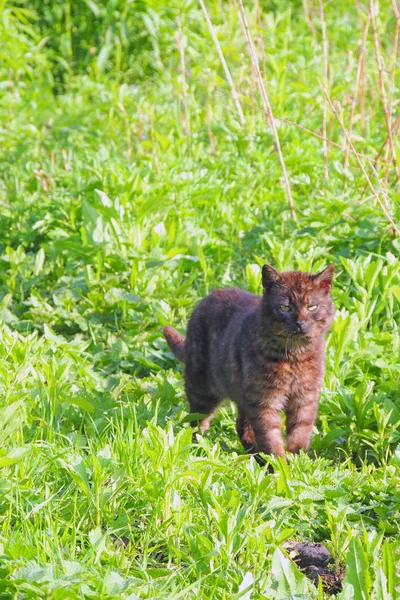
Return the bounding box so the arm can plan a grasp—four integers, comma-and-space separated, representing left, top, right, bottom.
262, 264, 281, 289
312, 264, 334, 290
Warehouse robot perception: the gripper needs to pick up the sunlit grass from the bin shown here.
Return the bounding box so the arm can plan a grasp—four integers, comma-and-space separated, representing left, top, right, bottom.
0, 0, 399, 597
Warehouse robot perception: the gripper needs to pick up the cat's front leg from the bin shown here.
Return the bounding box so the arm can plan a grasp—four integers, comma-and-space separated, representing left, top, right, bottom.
246, 405, 285, 458
285, 393, 319, 454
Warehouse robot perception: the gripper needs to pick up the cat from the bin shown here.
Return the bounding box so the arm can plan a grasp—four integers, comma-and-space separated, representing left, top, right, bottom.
163, 264, 335, 458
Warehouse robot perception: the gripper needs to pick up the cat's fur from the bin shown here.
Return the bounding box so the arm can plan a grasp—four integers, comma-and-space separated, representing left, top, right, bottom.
163, 264, 335, 457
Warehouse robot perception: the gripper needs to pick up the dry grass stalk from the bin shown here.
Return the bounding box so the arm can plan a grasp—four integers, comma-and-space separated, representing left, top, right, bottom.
279, 116, 388, 164
360, 115, 400, 200
367, 153, 391, 210
389, 5, 399, 110
254, 0, 268, 84
386, 2, 400, 184
176, 14, 190, 136
118, 103, 133, 163
199, 0, 245, 126
343, 15, 370, 171
149, 104, 161, 176
369, 0, 400, 187
193, 69, 389, 166
206, 95, 216, 154
360, 43, 366, 135
323, 86, 400, 235
235, 0, 297, 220
250, 64, 257, 121
302, 0, 317, 39
318, 0, 329, 180
391, 0, 400, 20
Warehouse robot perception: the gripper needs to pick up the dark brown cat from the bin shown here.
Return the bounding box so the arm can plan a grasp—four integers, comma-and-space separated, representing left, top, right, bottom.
163, 264, 335, 458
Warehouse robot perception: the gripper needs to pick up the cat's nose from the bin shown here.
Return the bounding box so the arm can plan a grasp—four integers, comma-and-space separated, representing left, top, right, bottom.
296, 321, 305, 332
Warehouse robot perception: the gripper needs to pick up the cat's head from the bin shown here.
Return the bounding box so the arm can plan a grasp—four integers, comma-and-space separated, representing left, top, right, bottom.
261, 264, 335, 342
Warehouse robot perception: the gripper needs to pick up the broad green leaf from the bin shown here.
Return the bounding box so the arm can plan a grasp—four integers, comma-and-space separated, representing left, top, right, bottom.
269, 548, 311, 598
382, 542, 396, 598
0, 446, 31, 468
339, 537, 371, 600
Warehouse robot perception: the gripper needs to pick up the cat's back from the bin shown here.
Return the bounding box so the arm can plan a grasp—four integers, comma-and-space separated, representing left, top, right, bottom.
194, 287, 260, 321
186, 287, 260, 342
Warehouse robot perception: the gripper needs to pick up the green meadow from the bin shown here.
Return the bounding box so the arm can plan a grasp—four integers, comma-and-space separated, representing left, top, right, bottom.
0, 0, 399, 597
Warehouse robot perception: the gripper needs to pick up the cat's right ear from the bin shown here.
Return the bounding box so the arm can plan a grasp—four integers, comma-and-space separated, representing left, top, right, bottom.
262, 264, 281, 289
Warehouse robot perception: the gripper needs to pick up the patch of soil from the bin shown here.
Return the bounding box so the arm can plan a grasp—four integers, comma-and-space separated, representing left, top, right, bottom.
285, 541, 344, 595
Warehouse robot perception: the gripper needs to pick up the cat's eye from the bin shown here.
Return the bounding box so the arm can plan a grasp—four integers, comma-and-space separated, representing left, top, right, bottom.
308, 305, 318, 311
280, 305, 291, 312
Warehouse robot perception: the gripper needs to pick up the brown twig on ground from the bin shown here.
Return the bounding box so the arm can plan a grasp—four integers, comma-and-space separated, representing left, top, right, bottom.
344, 15, 370, 171
235, 0, 297, 220
369, 0, 400, 188
199, 0, 245, 126
323, 85, 400, 235
318, 0, 329, 180
176, 14, 190, 136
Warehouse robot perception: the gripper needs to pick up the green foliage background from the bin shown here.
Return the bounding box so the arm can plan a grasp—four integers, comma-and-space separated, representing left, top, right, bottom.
0, 0, 399, 597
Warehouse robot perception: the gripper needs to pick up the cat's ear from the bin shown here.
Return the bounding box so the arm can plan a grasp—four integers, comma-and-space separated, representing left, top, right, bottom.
312, 264, 334, 290
262, 264, 281, 289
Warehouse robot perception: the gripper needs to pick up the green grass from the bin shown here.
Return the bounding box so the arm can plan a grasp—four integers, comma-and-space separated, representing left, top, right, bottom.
0, 0, 400, 597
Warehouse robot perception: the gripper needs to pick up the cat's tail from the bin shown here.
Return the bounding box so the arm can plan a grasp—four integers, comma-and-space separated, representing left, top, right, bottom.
163, 326, 186, 363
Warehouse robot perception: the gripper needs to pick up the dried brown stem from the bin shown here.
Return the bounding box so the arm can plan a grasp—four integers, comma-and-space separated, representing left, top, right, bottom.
344, 15, 370, 171
279, 116, 387, 164
206, 95, 216, 154
235, 0, 296, 220
193, 69, 389, 166
323, 85, 400, 235
118, 103, 133, 163
391, 0, 400, 20
360, 114, 400, 200
199, 0, 245, 125
386, 5, 399, 184
255, 0, 268, 84
176, 14, 190, 136
368, 153, 391, 210
370, 0, 400, 187
389, 11, 399, 111
319, 0, 329, 180
302, 0, 317, 38
360, 45, 366, 135
149, 105, 161, 176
